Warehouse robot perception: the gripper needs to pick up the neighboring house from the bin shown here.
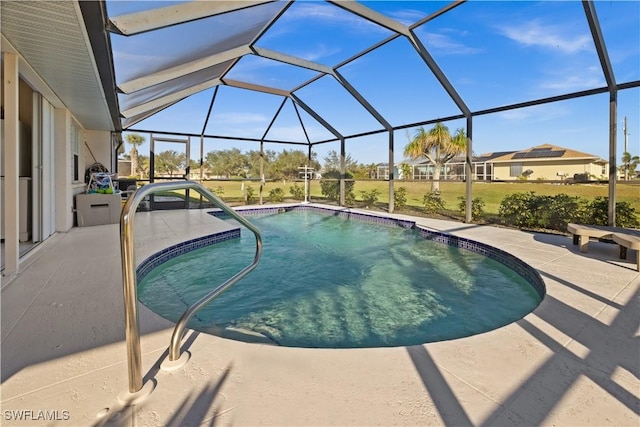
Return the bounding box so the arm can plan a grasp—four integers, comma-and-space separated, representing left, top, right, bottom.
377, 145, 608, 182
378, 151, 514, 181
489, 144, 609, 181
376, 163, 397, 180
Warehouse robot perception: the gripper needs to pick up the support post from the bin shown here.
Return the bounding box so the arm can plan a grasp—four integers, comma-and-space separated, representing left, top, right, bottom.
608, 95, 617, 226
388, 130, 395, 213
3, 53, 20, 276
340, 137, 346, 206
259, 140, 264, 205
465, 116, 473, 223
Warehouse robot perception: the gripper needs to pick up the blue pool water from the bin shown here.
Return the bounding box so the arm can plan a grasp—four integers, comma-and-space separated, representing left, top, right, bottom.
138, 210, 542, 348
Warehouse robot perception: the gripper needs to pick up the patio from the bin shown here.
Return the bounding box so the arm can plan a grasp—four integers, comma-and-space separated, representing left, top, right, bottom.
2, 207, 638, 426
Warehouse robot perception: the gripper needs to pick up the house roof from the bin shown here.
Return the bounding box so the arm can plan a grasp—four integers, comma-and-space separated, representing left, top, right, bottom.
489, 144, 606, 163
396, 151, 516, 166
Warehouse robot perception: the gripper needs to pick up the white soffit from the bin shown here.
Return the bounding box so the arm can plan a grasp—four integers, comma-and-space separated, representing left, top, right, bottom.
1, 0, 113, 130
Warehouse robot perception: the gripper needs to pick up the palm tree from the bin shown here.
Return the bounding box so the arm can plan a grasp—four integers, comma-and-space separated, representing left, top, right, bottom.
620, 151, 640, 180
125, 133, 145, 178
404, 122, 467, 193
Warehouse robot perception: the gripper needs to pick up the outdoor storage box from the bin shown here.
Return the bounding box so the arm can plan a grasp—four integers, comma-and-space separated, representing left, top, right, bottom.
76, 193, 121, 227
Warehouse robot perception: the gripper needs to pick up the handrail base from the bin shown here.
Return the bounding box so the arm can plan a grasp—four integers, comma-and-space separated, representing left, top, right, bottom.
161, 351, 190, 372
117, 380, 155, 406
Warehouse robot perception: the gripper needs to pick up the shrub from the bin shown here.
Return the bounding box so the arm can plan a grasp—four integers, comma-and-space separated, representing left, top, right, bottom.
289, 183, 305, 201
360, 189, 380, 208
244, 185, 255, 204
269, 187, 285, 203
394, 187, 407, 210
320, 170, 355, 203
543, 193, 586, 230
498, 192, 639, 231
457, 196, 485, 221
211, 186, 225, 197
498, 192, 542, 228
586, 197, 639, 228
423, 191, 446, 214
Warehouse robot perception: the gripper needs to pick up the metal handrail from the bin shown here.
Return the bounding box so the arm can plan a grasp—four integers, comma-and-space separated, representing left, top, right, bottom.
120, 181, 262, 393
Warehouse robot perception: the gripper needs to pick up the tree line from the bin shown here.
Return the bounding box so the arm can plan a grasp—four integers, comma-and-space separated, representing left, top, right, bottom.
124, 124, 637, 186
124, 133, 379, 180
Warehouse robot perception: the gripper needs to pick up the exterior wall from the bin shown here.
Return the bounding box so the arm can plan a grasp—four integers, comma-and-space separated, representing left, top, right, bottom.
492, 159, 608, 181
84, 130, 112, 173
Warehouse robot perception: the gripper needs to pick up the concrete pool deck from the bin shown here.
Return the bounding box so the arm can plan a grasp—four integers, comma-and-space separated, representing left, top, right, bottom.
1, 204, 638, 426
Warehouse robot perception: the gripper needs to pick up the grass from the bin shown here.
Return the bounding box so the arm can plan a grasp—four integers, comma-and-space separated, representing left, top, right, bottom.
150, 178, 640, 222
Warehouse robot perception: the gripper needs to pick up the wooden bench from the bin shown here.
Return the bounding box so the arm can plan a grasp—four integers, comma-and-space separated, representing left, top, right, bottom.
567, 223, 617, 253
612, 232, 640, 271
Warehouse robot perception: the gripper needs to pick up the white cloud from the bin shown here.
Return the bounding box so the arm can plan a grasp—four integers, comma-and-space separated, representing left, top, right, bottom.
387, 9, 428, 26
213, 112, 268, 125
297, 44, 342, 62
281, 2, 388, 33
425, 33, 483, 55
497, 103, 570, 122
498, 109, 531, 121
266, 125, 307, 141
497, 20, 592, 54
413, 29, 483, 55
540, 74, 604, 91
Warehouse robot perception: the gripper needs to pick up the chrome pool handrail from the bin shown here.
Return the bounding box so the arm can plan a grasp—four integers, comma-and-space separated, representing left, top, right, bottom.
120, 180, 262, 393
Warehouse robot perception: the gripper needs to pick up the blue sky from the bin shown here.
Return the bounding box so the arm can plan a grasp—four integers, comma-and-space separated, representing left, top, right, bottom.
108, 1, 640, 166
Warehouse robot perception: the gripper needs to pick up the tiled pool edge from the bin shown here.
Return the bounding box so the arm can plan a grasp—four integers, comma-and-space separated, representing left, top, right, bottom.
136, 228, 240, 283
210, 205, 546, 299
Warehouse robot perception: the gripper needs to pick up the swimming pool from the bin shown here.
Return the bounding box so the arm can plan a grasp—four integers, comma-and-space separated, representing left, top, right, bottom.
138, 207, 544, 348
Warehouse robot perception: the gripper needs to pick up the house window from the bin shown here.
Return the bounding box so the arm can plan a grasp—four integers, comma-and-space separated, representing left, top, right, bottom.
601, 164, 606, 175
71, 123, 79, 182
510, 162, 523, 177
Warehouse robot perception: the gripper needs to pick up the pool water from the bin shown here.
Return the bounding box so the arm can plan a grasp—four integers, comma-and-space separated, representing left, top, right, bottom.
138, 210, 542, 348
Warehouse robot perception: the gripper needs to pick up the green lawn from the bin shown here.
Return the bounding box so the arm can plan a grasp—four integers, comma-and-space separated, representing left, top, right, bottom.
153, 178, 640, 222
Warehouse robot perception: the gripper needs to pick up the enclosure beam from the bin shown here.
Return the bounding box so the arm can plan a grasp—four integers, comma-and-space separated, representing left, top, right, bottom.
201, 86, 219, 136
108, 1, 274, 35
260, 140, 265, 205
340, 137, 346, 206
118, 45, 251, 94
327, 0, 409, 37
290, 95, 344, 203
259, 98, 288, 204
253, 47, 334, 75
123, 102, 180, 130
121, 78, 222, 118
333, 69, 394, 210
223, 79, 290, 97
290, 94, 342, 139
407, 29, 470, 117
292, 101, 312, 145
583, 0, 617, 226
465, 116, 473, 223
388, 131, 395, 213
